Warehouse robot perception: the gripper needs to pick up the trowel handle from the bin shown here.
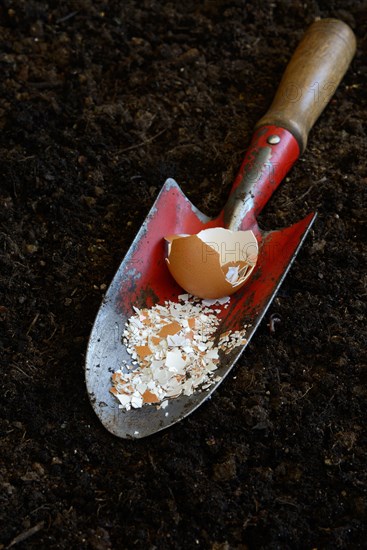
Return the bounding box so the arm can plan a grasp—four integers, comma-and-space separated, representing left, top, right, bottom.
224, 19, 356, 230
256, 18, 356, 153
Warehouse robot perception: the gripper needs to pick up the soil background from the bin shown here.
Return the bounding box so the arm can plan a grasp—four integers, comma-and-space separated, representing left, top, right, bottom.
1, 1, 366, 549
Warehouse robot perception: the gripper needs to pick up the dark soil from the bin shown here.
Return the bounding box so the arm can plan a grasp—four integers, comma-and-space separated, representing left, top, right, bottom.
1, 1, 366, 548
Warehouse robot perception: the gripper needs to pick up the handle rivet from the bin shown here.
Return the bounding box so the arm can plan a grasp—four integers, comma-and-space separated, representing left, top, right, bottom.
267, 134, 281, 145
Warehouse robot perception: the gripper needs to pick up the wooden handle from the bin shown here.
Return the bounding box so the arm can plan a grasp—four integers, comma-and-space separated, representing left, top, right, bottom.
256, 19, 356, 153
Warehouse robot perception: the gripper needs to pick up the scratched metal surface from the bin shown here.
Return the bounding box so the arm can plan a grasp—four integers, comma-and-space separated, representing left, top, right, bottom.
85, 126, 316, 438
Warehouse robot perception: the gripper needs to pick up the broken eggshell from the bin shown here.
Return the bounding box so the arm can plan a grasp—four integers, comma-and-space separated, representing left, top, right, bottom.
165, 227, 258, 299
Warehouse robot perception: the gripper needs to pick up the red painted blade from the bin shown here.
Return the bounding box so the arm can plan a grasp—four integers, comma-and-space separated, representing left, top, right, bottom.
86, 160, 316, 437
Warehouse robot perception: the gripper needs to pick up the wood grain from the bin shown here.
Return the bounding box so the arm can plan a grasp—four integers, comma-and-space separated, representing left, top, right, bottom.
256, 19, 356, 153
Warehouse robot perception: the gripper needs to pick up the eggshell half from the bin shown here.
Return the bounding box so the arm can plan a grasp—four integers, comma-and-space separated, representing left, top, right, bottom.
165, 228, 258, 299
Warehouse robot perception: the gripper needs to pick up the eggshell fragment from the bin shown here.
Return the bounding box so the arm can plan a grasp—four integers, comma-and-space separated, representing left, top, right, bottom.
142, 390, 160, 404
110, 294, 252, 410
188, 318, 196, 329
158, 321, 181, 338
135, 345, 152, 361
165, 227, 258, 299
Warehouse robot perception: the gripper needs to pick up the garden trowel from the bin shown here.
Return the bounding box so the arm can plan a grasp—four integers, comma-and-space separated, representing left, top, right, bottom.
85, 19, 356, 438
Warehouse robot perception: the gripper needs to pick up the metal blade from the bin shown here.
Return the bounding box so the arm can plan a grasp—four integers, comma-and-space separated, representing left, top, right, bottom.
85, 179, 316, 438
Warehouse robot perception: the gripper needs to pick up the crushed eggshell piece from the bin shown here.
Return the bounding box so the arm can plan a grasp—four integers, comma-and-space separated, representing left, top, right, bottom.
142, 390, 160, 404
110, 294, 251, 411
188, 318, 196, 329
135, 345, 152, 360
158, 321, 182, 337
226, 265, 240, 284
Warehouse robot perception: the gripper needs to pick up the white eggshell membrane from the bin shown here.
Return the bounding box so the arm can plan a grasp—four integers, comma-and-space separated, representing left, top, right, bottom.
165, 227, 258, 299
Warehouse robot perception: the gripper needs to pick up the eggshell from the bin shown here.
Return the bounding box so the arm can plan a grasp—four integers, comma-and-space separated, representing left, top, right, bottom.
165, 227, 258, 299
142, 389, 160, 404
158, 321, 181, 338
135, 345, 152, 360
